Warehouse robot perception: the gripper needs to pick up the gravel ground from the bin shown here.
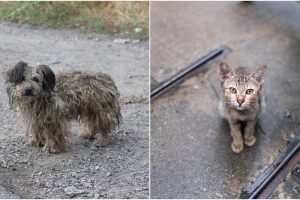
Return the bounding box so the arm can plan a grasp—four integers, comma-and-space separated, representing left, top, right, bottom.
0, 22, 149, 199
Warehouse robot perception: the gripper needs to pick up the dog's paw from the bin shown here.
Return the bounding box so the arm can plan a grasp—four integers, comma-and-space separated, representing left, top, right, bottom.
231, 142, 244, 154
244, 136, 256, 147
80, 132, 96, 140
42, 141, 60, 153
94, 137, 108, 147
31, 139, 44, 147
42, 146, 60, 153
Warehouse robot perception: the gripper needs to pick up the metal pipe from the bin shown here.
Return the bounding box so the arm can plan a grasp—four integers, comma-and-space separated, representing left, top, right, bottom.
249, 142, 300, 199
151, 45, 230, 100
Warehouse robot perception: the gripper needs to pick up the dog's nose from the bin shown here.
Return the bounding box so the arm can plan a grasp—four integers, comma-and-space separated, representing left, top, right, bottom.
23, 88, 33, 96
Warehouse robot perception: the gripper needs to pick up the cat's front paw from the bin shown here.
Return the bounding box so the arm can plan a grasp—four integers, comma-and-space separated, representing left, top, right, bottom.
231, 142, 244, 153
245, 136, 256, 147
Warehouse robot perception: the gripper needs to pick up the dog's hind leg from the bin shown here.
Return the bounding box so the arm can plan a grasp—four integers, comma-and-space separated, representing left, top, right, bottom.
81, 120, 108, 147
93, 112, 120, 147
81, 123, 98, 140
94, 131, 109, 147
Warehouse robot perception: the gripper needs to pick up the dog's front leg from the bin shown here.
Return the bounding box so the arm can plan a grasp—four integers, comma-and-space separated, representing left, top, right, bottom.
42, 120, 69, 153
27, 123, 45, 147
42, 130, 59, 153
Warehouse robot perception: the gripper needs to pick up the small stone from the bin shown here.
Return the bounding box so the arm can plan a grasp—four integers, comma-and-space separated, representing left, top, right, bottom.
82, 182, 92, 189
113, 39, 130, 44
132, 39, 140, 44
291, 132, 296, 139
90, 146, 97, 151
216, 193, 222, 198
56, 181, 62, 187
87, 192, 94, 198
278, 192, 285, 199
0, 159, 8, 168
284, 111, 292, 118
94, 193, 100, 198
106, 172, 111, 177
37, 172, 43, 176
88, 35, 93, 40
45, 182, 52, 188
64, 186, 84, 197
32, 194, 40, 199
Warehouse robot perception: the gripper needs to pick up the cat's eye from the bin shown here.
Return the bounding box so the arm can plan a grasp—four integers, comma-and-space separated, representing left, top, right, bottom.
229, 87, 237, 94
32, 77, 39, 82
246, 89, 254, 95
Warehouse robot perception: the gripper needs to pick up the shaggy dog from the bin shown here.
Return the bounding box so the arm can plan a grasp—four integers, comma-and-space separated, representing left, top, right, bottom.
5, 61, 121, 153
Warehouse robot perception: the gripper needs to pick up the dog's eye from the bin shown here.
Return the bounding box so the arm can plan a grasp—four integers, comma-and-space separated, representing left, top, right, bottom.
32, 77, 39, 82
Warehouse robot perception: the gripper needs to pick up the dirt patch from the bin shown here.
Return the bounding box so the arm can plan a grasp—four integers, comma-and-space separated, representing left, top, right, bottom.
121, 95, 148, 104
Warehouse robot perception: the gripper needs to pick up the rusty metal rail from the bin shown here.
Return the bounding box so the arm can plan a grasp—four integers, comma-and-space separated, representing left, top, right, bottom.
150, 45, 231, 100
240, 138, 300, 199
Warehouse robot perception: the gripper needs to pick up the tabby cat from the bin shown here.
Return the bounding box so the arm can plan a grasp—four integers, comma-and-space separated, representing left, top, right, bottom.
219, 62, 266, 153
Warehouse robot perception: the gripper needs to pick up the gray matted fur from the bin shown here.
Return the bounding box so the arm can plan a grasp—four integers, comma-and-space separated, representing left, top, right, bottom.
4, 61, 121, 153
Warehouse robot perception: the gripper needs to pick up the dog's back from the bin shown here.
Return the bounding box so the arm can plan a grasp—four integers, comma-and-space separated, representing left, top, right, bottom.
56, 71, 121, 132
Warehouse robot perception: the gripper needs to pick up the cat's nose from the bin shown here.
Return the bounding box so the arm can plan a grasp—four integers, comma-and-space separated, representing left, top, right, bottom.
237, 96, 245, 105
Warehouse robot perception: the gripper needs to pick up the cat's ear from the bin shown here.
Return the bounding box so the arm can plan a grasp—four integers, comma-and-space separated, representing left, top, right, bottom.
253, 65, 267, 84
219, 62, 233, 82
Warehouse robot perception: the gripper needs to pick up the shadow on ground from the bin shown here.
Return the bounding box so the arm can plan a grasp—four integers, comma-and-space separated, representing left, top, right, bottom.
151, 2, 300, 198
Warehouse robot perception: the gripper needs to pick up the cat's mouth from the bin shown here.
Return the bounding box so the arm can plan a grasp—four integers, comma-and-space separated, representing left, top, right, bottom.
236, 105, 244, 111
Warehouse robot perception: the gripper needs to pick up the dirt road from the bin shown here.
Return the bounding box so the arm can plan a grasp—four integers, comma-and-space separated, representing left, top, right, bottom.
0, 22, 149, 198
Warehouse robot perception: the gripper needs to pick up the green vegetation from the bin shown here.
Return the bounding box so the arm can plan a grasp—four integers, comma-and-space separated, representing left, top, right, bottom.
0, 1, 149, 40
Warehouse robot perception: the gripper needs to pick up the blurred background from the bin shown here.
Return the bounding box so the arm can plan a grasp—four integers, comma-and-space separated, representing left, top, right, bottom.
0, 1, 149, 40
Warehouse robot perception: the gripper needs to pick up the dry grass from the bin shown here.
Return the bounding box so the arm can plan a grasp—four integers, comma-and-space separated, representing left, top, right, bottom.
0, 1, 149, 39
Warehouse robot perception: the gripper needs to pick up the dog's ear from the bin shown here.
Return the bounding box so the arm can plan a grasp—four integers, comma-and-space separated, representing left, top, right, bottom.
5, 61, 28, 84
37, 65, 56, 91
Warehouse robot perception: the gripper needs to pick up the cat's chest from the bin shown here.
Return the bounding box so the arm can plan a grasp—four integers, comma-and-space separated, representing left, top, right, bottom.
228, 108, 255, 121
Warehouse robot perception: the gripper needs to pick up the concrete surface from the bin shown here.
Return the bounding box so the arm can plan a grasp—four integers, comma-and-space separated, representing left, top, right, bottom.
151, 2, 300, 198
0, 22, 149, 198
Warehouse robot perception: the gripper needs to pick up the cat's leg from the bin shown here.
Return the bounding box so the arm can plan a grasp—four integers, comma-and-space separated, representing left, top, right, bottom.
244, 120, 256, 146
229, 121, 244, 153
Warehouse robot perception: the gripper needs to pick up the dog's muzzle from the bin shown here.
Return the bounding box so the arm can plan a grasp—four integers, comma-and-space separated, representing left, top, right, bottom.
22, 88, 33, 96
